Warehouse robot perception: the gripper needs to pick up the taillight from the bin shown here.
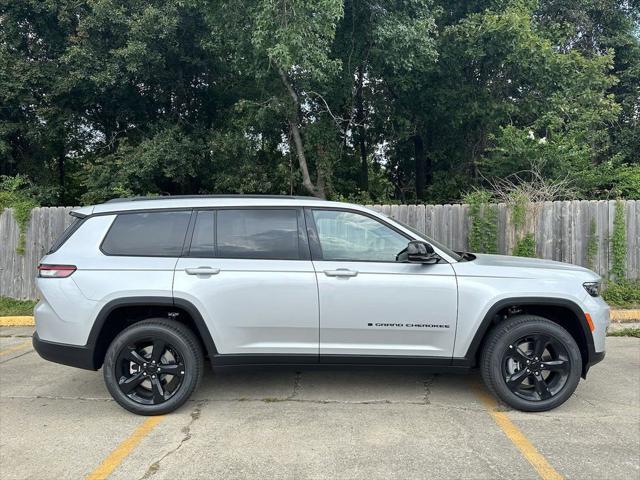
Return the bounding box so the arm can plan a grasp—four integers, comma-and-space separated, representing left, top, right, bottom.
38, 264, 77, 278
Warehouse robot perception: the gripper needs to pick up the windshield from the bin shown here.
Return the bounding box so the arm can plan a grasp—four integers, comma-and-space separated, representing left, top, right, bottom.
391, 218, 463, 262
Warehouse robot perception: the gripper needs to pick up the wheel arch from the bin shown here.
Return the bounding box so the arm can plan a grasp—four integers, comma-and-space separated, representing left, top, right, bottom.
457, 297, 596, 377
87, 296, 218, 369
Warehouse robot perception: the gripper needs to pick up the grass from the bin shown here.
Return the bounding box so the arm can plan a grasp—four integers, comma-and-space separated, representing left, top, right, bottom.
0, 297, 36, 316
607, 327, 640, 338
602, 280, 640, 309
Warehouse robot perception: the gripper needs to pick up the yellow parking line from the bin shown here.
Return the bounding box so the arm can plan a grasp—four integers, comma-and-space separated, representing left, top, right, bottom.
85, 415, 165, 480
0, 340, 32, 356
476, 388, 563, 480
0, 316, 35, 326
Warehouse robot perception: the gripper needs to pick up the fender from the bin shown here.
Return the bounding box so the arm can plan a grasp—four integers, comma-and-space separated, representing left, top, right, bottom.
452, 296, 596, 375
87, 296, 218, 367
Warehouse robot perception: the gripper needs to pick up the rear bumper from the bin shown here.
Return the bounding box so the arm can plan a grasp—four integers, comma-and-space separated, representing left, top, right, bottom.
32, 333, 97, 370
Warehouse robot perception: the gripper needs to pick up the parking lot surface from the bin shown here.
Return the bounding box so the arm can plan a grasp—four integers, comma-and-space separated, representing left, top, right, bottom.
1, 327, 638, 480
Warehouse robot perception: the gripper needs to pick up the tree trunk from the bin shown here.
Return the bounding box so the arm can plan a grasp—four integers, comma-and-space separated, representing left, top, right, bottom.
58, 151, 65, 204
414, 133, 426, 200
425, 130, 433, 186
355, 64, 368, 191
278, 67, 325, 198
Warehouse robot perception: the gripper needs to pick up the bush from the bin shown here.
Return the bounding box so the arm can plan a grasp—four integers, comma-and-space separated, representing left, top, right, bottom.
602, 281, 640, 308
0, 175, 39, 254
0, 297, 37, 316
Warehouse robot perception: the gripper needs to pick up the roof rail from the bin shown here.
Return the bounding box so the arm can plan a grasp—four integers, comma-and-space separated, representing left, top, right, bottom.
104, 194, 324, 203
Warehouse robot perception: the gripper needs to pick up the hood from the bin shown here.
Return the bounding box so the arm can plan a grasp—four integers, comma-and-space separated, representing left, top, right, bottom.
470, 253, 599, 278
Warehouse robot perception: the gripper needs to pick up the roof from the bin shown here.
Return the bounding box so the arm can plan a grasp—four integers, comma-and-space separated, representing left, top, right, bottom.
104, 194, 323, 203
72, 194, 368, 216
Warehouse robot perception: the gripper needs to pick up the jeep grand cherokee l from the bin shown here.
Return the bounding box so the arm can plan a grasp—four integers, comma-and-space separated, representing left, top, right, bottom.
33, 195, 608, 415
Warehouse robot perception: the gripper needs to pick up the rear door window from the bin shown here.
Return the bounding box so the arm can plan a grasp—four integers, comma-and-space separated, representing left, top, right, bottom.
216, 209, 300, 260
101, 211, 191, 256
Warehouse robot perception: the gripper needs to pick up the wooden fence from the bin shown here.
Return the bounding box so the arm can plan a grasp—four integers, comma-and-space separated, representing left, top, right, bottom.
1, 200, 638, 299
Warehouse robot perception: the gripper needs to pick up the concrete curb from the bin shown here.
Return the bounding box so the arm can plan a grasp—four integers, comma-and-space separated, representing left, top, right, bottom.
0, 316, 35, 326
611, 309, 640, 322
1, 309, 639, 327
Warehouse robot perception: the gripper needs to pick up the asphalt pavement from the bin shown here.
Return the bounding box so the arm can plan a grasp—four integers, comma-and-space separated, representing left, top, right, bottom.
0, 327, 638, 480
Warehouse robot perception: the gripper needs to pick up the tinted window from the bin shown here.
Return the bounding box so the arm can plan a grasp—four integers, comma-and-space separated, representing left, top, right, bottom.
312, 210, 408, 261
217, 209, 299, 259
189, 211, 215, 256
101, 211, 191, 256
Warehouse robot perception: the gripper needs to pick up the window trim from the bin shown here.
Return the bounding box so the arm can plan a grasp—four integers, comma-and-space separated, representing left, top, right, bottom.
305, 207, 443, 264
184, 209, 217, 258
184, 206, 311, 261
99, 210, 194, 258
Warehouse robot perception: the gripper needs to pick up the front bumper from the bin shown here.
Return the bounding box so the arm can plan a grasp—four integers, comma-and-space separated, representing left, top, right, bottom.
583, 350, 606, 377
32, 333, 97, 370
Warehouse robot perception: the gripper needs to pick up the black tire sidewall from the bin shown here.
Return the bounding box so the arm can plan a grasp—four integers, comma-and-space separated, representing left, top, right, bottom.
104, 320, 202, 415
483, 317, 582, 412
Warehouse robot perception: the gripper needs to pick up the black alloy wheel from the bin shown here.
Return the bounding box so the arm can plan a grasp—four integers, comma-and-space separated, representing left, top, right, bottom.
501, 333, 571, 401
104, 318, 203, 415
481, 315, 582, 412
116, 338, 186, 405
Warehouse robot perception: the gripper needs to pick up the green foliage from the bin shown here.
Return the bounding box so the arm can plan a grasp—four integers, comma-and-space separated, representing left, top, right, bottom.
0, 0, 638, 204
465, 190, 498, 254
586, 218, 598, 271
610, 200, 627, 281
602, 280, 640, 309
513, 233, 536, 258
0, 176, 39, 254
0, 297, 37, 316
252, 0, 344, 81
608, 327, 640, 338
509, 190, 528, 231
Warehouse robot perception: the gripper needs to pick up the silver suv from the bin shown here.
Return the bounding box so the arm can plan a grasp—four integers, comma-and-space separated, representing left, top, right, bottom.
33, 196, 609, 415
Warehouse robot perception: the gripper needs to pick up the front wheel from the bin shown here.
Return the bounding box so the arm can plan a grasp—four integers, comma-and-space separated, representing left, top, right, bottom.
103, 318, 203, 415
480, 315, 582, 412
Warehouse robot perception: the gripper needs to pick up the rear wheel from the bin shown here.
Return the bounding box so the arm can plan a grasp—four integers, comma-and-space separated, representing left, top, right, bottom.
103, 318, 203, 415
481, 315, 582, 412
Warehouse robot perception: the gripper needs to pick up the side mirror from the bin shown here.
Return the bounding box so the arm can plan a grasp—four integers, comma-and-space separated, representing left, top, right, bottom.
400, 241, 438, 263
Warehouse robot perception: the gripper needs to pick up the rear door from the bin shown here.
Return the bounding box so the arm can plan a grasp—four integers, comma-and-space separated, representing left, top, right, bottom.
307, 208, 458, 360
173, 208, 319, 357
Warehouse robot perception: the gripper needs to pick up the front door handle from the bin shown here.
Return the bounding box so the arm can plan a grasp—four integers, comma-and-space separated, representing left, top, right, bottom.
185, 267, 220, 276
323, 268, 358, 278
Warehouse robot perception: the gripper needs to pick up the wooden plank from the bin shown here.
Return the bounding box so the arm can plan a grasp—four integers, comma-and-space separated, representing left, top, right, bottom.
406, 204, 417, 230
497, 203, 509, 255
425, 205, 434, 237
626, 200, 638, 279
460, 204, 470, 251
561, 201, 571, 263
415, 205, 426, 234
607, 200, 616, 278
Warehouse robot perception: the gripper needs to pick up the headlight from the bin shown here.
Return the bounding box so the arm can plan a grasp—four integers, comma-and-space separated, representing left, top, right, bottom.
583, 281, 601, 297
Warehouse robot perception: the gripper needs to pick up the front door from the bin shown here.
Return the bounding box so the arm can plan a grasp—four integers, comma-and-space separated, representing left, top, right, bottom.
173, 208, 319, 357
307, 208, 458, 359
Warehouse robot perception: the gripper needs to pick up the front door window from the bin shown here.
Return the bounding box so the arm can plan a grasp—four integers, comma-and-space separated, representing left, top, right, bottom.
311, 210, 407, 262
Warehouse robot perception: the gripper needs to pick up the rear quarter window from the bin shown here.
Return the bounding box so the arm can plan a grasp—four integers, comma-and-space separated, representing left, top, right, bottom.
48, 216, 84, 254
101, 211, 191, 256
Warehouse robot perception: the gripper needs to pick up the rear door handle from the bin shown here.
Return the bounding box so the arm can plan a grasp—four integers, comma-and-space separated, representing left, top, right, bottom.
323, 268, 358, 278
185, 267, 220, 276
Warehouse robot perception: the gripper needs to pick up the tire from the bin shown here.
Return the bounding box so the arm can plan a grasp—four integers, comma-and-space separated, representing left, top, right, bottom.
480, 315, 582, 412
103, 318, 203, 415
